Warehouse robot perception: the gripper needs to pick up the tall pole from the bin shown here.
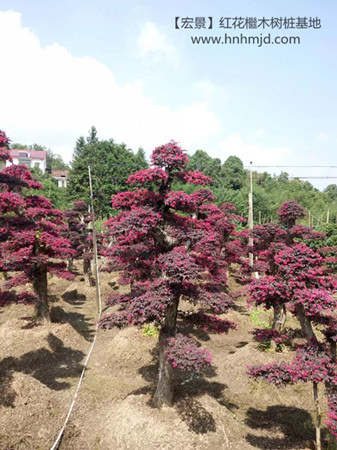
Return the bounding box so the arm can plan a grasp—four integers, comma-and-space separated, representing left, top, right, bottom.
88, 165, 102, 316
248, 162, 254, 269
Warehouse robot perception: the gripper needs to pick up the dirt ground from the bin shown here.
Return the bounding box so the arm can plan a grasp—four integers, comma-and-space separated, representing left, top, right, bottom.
0, 269, 328, 449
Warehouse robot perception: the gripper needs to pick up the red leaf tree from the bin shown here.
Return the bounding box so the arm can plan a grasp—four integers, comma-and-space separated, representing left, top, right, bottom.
64, 200, 95, 286
248, 201, 325, 332
0, 131, 75, 321
247, 240, 337, 447
100, 141, 237, 407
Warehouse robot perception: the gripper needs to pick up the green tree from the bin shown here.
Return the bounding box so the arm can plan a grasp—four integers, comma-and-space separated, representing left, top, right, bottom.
324, 184, 337, 202
187, 150, 223, 187
28, 168, 68, 210
46, 149, 69, 171
86, 125, 98, 144
222, 156, 247, 190
67, 129, 148, 217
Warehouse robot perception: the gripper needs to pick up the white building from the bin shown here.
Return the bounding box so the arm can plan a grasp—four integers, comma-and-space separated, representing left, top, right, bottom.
50, 169, 69, 188
7, 149, 47, 173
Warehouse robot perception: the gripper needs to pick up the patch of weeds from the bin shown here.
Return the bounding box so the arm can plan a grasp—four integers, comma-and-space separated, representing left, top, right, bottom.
250, 310, 270, 329
141, 323, 159, 338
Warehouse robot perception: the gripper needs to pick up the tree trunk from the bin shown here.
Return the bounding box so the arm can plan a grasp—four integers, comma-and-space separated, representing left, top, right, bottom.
33, 264, 50, 322
327, 342, 337, 449
295, 304, 316, 341
272, 304, 286, 332
313, 382, 321, 450
154, 297, 179, 408
84, 258, 95, 286
67, 257, 74, 272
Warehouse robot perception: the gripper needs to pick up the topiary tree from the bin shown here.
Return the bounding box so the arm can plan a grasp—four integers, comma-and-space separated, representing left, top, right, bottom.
247, 241, 337, 449
99, 141, 238, 407
0, 131, 75, 321
248, 200, 325, 332
64, 200, 95, 285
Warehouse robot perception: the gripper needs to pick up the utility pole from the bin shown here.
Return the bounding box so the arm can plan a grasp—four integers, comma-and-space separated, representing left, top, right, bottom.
248, 162, 254, 269
88, 165, 102, 316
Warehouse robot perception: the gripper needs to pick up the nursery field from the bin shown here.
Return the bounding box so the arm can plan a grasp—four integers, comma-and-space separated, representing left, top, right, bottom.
0, 269, 322, 450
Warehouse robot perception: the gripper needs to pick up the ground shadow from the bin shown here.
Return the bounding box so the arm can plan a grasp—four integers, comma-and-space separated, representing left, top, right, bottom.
61, 290, 87, 308
130, 344, 230, 435
232, 303, 250, 315
176, 397, 216, 434
245, 405, 317, 449
50, 306, 95, 342
0, 333, 84, 407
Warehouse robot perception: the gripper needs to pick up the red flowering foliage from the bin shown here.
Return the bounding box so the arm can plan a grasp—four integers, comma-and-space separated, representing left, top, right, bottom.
111, 189, 158, 210
164, 191, 196, 213
126, 168, 168, 185
1, 165, 42, 191
0, 289, 38, 307
274, 243, 324, 281
100, 140, 237, 386
248, 341, 337, 386
0, 130, 11, 162
184, 312, 237, 334
252, 223, 287, 251
177, 170, 212, 186
105, 207, 162, 245
277, 200, 306, 228
294, 288, 337, 320
0, 131, 75, 315
251, 327, 303, 346
0, 130, 10, 148
192, 189, 215, 205
0, 191, 26, 215
326, 389, 337, 438
165, 334, 212, 372
248, 276, 291, 309
247, 228, 337, 440
290, 225, 325, 242
151, 140, 189, 171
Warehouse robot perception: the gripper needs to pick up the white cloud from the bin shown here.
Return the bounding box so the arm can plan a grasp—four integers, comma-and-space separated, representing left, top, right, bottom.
194, 80, 216, 103
0, 11, 219, 161
250, 127, 267, 140
216, 134, 291, 165
137, 21, 179, 63
317, 132, 335, 143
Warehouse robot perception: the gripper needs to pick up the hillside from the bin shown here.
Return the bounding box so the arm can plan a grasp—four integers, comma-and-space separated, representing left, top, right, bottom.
0, 267, 322, 450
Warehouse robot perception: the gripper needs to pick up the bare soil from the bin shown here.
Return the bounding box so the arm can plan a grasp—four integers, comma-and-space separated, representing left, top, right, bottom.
0, 269, 328, 449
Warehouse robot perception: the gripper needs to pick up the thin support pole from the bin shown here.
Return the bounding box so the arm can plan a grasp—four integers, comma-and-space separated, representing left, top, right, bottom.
248, 162, 254, 269
313, 382, 321, 450
88, 165, 102, 316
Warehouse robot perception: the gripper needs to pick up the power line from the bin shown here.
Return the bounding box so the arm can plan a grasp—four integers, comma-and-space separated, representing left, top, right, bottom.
244, 165, 337, 169
288, 177, 337, 180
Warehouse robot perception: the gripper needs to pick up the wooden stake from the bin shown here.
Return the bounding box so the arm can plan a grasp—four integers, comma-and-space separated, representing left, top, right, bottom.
313, 382, 321, 450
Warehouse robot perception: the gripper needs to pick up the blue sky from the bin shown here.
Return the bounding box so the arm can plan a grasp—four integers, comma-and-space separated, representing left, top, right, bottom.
0, 0, 336, 189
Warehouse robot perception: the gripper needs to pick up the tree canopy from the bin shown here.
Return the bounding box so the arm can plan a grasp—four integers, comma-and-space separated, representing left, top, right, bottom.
67, 127, 148, 217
